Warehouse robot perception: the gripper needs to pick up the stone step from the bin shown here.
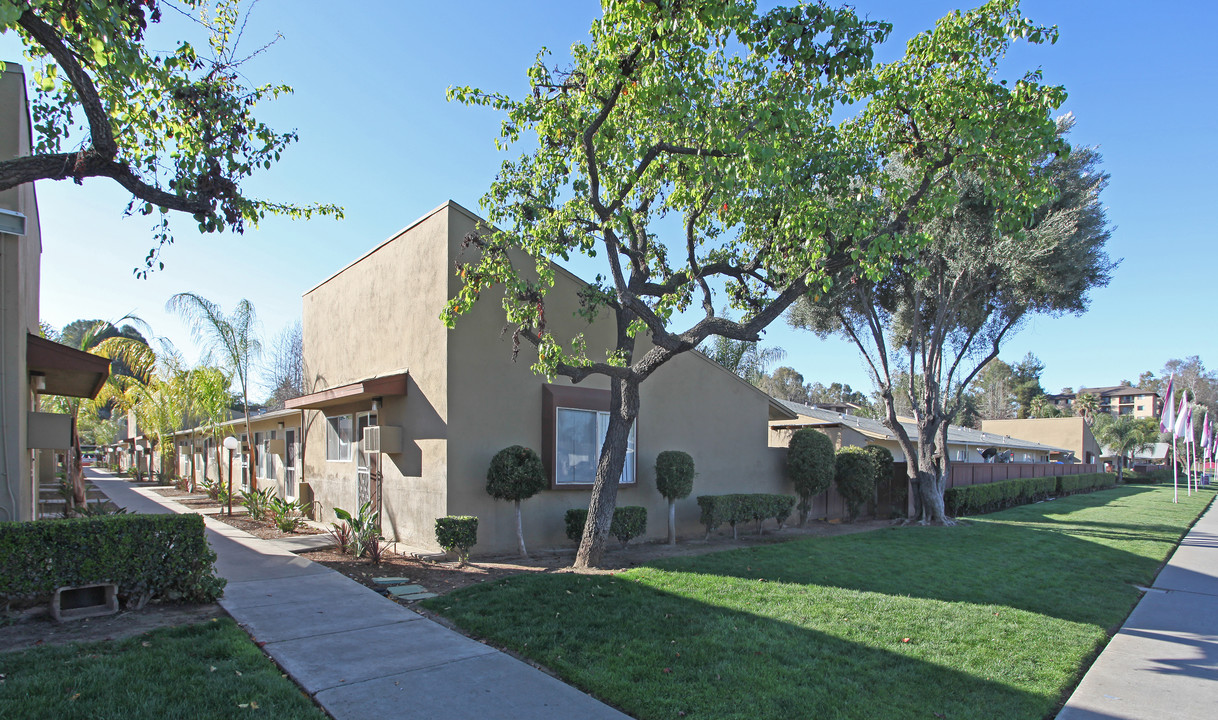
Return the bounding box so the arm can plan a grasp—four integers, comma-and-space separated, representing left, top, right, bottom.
396, 592, 437, 602
372, 577, 413, 585
386, 584, 427, 597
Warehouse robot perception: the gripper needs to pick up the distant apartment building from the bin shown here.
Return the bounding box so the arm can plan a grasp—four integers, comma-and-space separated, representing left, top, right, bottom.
1047, 386, 1160, 418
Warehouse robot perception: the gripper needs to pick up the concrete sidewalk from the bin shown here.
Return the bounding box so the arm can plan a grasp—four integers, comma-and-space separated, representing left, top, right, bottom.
1057, 492, 1218, 720
90, 471, 628, 720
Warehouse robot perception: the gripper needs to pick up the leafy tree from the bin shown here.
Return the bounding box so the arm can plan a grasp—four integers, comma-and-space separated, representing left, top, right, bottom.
0, 0, 340, 273
971, 359, 1017, 420
790, 116, 1114, 524
1140, 358, 1217, 416
755, 366, 811, 403
445, 0, 1071, 564
1028, 395, 1063, 418
786, 428, 834, 525
654, 450, 696, 545
168, 293, 261, 490
190, 365, 235, 493
1012, 352, 1047, 418
486, 446, 546, 558
863, 444, 898, 514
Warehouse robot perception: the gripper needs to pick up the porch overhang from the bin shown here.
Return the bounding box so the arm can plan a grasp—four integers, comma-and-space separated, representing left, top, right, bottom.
27, 334, 110, 399
285, 371, 408, 410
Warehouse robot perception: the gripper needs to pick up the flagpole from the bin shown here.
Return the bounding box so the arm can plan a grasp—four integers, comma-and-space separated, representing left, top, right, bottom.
1173, 434, 1179, 503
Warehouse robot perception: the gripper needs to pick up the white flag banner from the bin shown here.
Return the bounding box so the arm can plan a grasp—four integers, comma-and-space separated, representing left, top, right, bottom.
1160, 375, 1176, 433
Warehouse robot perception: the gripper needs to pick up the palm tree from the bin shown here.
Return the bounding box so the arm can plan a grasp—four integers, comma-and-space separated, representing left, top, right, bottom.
1028, 395, 1060, 418
701, 336, 786, 384
43, 317, 155, 506
1093, 415, 1157, 483
191, 365, 235, 494
167, 293, 262, 491
1074, 392, 1100, 425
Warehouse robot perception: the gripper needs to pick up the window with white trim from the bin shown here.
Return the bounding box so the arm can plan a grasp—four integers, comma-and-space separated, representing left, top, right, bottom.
326, 414, 353, 462
554, 407, 636, 485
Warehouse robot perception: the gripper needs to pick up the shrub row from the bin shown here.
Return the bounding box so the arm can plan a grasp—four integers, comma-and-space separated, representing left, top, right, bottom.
696, 493, 796, 539
565, 506, 648, 547
944, 476, 1057, 516
1057, 472, 1118, 496
0, 513, 225, 605
944, 472, 1119, 516
1124, 468, 1172, 484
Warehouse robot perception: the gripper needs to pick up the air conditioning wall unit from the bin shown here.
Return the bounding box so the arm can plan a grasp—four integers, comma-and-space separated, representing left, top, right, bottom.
362, 425, 403, 455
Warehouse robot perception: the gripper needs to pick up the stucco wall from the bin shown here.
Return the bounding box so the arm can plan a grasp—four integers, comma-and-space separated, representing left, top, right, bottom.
0, 62, 40, 522
298, 205, 452, 550
982, 417, 1100, 463
443, 204, 788, 555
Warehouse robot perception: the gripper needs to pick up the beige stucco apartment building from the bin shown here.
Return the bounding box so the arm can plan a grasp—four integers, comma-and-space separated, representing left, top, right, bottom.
1, 62, 109, 521
286, 201, 797, 554
1047, 386, 1161, 419
981, 417, 1102, 466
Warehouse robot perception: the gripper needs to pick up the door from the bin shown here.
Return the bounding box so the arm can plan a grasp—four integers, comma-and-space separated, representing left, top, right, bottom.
284, 429, 298, 500
355, 411, 377, 509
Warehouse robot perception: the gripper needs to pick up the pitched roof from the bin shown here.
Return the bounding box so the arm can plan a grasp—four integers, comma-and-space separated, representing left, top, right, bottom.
772, 399, 1068, 453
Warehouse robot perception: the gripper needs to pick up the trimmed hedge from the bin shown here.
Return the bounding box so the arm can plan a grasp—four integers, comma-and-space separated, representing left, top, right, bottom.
435, 516, 479, 563
1057, 472, 1118, 496
486, 446, 546, 502
696, 493, 797, 539
944, 472, 1119, 516
655, 450, 696, 501
0, 513, 224, 605
787, 429, 834, 524
1123, 468, 1172, 485
835, 446, 877, 521
565, 506, 648, 547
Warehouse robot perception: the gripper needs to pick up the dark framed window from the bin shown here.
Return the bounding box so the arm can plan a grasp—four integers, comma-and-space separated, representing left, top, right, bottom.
543, 385, 636, 489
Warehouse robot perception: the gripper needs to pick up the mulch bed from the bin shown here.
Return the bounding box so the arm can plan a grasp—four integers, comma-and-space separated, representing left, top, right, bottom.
308, 518, 893, 598
144, 486, 325, 540
0, 603, 225, 654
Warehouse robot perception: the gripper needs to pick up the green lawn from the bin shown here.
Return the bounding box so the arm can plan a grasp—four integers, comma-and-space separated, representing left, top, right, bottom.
426, 484, 1214, 720
0, 619, 324, 720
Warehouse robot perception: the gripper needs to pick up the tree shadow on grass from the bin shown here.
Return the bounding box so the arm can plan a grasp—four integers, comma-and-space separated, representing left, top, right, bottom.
642, 486, 1207, 628
433, 573, 1053, 720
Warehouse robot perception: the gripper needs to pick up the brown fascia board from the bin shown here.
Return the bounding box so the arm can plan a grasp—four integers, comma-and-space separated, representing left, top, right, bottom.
27, 334, 111, 399
285, 371, 409, 410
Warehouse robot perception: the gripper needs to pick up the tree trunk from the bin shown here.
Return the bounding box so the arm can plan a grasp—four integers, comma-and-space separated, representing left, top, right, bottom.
70, 414, 86, 507
914, 420, 952, 525
515, 499, 528, 558
667, 499, 676, 545
574, 376, 639, 569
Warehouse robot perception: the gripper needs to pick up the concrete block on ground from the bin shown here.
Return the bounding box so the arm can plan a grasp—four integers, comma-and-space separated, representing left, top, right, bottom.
386, 584, 426, 596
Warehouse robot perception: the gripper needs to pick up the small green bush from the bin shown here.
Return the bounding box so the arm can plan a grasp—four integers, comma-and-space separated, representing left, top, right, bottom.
435, 516, 479, 564
655, 451, 696, 501
787, 429, 834, 524
486, 446, 546, 502
0, 514, 224, 606
564, 506, 648, 547
486, 445, 546, 557
863, 445, 901, 516
696, 494, 797, 539
835, 446, 877, 521
1124, 468, 1172, 484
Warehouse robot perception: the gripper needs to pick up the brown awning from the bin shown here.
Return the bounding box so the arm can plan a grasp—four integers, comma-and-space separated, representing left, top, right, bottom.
285, 371, 408, 410
27, 334, 110, 399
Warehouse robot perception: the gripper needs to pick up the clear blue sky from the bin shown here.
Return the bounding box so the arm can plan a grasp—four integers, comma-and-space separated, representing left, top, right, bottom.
2, 0, 1214, 398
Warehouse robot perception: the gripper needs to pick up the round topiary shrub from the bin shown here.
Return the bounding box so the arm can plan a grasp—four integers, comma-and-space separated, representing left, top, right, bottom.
786, 428, 834, 525
486, 445, 546, 558
835, 446, 878, 522
435, 516, 478, 566
862, 444, 898, 517
655, 450, 696, 545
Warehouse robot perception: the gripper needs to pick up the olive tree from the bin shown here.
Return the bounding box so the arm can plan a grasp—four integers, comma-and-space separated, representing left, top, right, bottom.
486, 445, 546, 558
655, 450, 696, 545
446, 0, 1067, 566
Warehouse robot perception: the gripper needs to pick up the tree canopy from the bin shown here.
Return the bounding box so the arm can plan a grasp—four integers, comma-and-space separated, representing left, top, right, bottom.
0, 0, 340, 273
